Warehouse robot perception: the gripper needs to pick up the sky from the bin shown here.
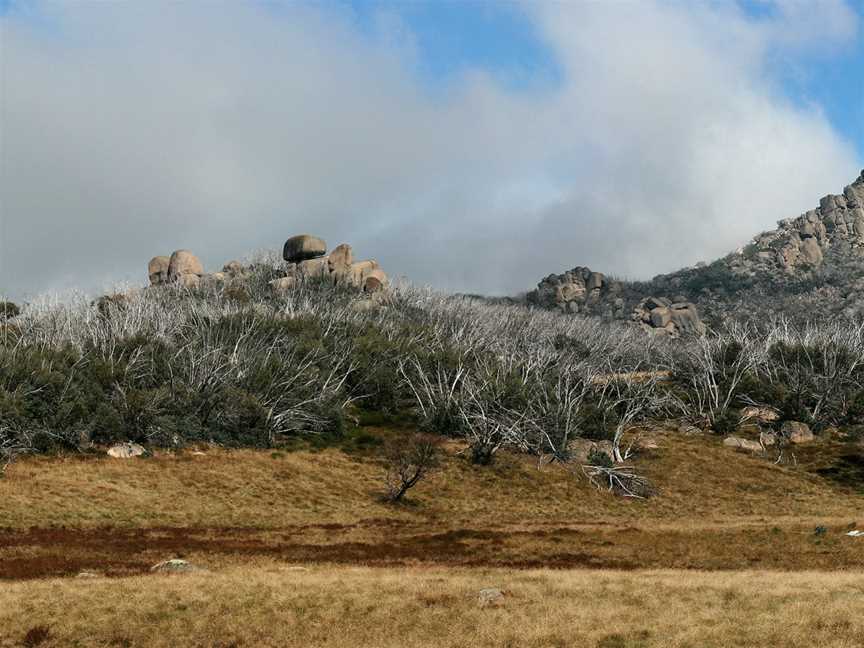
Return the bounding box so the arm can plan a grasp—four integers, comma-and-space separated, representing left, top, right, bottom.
1, 0, 862, 300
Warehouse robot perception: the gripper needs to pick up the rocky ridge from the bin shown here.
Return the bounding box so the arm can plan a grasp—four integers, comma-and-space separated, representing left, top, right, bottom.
528, 169, 864, 331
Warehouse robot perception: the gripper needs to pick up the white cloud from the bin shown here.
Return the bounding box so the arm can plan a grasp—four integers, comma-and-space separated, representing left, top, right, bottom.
0, 0, 860, 299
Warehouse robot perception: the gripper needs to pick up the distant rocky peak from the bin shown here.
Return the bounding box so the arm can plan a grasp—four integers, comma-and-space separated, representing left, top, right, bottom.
731, 169, 864, 276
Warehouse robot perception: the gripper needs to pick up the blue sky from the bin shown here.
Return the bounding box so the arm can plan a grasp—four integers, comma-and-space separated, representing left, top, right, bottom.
340, 0, 863, 157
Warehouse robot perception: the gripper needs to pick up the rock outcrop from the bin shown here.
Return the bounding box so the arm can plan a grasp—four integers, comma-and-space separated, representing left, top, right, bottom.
527, 171, 864, 329
148, 250, 205, 287
527, 266, 624, 316
632, 297, 705, 337
526, 265, 703, 336
734, 171, 864, 276
270, 235, 389, 296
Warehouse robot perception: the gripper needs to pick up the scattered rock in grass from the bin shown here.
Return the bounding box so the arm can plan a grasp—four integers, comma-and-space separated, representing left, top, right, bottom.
846, 530, 864, 537
760, 431, 777, 447
740, 406, 780, 423
637, 437, 659, 450
567, 438, 614, 463
478, 588, 505, 607
106, 442, 146, 459
677, 424, 703, 435
722, 436, 762, 452
782, 421, 814, 444
150, 559, 202, 574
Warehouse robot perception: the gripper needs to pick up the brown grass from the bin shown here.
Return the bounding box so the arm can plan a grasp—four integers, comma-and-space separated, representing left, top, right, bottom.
2, 431, 864, 579
2, 565, 864, 647
3, 429, 864, 645
1, 431, 859, 530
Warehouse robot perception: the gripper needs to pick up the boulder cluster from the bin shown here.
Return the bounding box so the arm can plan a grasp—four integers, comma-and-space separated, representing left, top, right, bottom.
527, 266, 624, 315
148, 250, 211, 288
527, 265, 705, 336
632, 296, 705, 337
269, 235, 388, 296
148, 236, 388, 299
731, 170, 864, 276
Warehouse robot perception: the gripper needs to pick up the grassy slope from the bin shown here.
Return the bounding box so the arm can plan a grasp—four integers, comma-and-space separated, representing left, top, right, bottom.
3, 428, 864, 646
2, 429, 864, 576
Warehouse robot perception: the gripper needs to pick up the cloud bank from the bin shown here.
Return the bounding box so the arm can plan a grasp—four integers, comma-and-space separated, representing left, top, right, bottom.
1, 1, 860, 299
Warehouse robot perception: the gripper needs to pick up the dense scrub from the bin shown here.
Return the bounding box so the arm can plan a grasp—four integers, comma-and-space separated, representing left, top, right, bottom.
4, 250, 864, 476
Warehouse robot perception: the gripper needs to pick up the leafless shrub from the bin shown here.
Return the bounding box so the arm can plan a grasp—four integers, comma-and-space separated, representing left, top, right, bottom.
582, 462, 655, 498
382, 433, 442, 502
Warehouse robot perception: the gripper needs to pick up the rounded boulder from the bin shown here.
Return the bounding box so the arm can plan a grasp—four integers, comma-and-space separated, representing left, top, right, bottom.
283, 235, 327, 263
168, 250, 204, 281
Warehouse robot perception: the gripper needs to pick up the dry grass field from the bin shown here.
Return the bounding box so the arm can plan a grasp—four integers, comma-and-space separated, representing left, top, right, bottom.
4, 566, 864, 648
3, 428, 864, 646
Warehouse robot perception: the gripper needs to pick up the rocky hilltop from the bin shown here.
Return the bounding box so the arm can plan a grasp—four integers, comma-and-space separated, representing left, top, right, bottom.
528, 169, 864, 331
147, 235, 389, 300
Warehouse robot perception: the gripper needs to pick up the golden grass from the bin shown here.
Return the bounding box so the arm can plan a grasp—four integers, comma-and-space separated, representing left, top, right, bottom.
3, 565, 864, 647
3, 430, 864, 578
1, 431, 860, 530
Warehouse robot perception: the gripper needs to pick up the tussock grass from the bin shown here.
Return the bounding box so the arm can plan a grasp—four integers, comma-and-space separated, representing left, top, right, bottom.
3, 433, 864, 579
3, 566, 864, 647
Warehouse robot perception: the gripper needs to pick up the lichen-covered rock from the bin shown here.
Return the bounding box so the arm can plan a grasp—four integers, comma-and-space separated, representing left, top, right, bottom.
283, 235, 326, 263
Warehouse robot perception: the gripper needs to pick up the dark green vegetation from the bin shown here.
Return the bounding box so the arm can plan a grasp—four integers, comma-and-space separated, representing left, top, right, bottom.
4, 251, 864, 493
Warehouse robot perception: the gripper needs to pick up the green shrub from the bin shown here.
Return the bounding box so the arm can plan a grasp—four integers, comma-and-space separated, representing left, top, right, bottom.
587, 448, 614, 469
0, 301, 20, 320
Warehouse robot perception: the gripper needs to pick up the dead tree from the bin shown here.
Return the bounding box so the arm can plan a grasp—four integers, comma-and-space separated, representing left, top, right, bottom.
382, 434, 442, 502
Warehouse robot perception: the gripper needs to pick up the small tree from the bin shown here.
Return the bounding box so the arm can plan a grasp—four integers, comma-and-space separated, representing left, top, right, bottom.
382, 434, 441, 502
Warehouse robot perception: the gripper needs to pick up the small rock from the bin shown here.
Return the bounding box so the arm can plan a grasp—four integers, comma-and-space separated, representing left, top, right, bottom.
723, 436, 762, 452
107, 442, 146, 459
740, 406, 780, 423
781, 421, 814, 444
75, 571, 101, 579
478, 588, 505, 607
637, 437, 659, 450
150, 559, 201, 574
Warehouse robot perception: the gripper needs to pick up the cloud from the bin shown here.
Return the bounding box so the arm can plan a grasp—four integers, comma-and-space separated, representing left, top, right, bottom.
0, 0, 860, 300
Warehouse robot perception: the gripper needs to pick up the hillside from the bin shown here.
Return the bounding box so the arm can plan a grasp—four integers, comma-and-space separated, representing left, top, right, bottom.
3, 432, 864, 646
527, 169, 864, 330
